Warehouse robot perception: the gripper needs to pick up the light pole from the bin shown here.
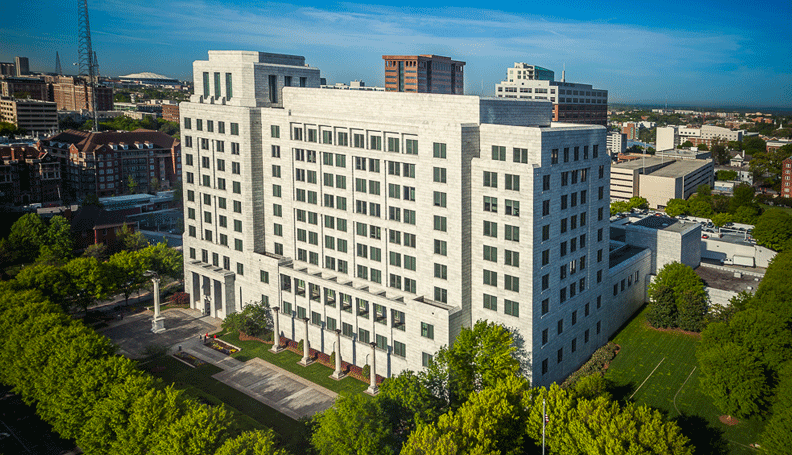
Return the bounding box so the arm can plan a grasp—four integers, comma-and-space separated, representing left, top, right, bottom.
145, 270, 165, 333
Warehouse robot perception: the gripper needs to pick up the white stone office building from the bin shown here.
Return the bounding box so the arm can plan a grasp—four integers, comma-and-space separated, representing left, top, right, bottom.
181, 51, 644, 386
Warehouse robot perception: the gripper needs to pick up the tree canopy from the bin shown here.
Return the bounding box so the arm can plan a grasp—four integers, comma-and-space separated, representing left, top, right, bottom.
752, 208, 792, 251
646, 262, 708, 331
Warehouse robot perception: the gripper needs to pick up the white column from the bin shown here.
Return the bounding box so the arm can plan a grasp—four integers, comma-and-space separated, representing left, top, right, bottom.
366, 342, 379, 395
298, 318, 312, 366
152, 277, 161, 317
331, 329, 344, 380
270, 307, 283, 353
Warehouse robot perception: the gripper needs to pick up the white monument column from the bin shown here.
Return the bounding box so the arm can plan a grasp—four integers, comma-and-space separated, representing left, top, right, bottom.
151, 276, 165, 333
366, 342, 379, 395
331, 329, 344, 380
270, 307, 283, 353
298, 318, 312, 366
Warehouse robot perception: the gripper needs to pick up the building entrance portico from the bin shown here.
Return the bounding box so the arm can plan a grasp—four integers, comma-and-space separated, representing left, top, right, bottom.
187, 261, 236, 319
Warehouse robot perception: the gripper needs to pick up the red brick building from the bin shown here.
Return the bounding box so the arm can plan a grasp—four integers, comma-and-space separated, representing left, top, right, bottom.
383, 55, 465, 94
0, 145, 62, 205
0, 76, 49, 101
161, 102, 180, 123
70, 204, 136, 251
782, 157, 792, 198
50, 76, 114, 112
37, 129, 181, 200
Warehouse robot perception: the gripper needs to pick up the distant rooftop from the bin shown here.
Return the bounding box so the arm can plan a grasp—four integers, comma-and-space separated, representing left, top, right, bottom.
648, 159, 711, 178
632, 216, 699, 234
119, 72, 178, 81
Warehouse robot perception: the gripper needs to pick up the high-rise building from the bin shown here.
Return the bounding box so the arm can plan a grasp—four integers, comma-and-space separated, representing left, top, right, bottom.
0, 76, 49, 101
383, 55, 465, 94
0, 62, 15, 76
51, 76, 114, 112
495, 63, 608, 126
176, 51, 654, 387
607, 132, 627, 156
14, 57, 30, 76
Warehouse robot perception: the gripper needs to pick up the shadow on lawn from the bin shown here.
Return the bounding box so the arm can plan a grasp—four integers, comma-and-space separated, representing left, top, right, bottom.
674, 413, 729, 455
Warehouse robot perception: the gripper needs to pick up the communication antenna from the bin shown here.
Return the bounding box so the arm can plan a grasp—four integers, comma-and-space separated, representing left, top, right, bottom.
77, 0, 99, 131
55, 51, 62, 76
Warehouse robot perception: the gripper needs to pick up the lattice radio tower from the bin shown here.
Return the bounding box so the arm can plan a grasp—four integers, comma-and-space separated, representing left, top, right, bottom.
77, 0, 99, 131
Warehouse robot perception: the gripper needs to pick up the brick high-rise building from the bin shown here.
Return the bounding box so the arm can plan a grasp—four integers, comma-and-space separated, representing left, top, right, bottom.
0, 76, 49, 101
0, 145, 62, 205
51, 76, 114, 111
383, 55, 465, 94
0, 96, 58, 136
496, 63, 608, 126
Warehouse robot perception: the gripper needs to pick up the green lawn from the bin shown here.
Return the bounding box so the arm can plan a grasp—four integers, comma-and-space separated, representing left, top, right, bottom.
605, 307, 765, 455
140, 355, 311, 453
220, 331, 370, 396
759, 203, 792, 215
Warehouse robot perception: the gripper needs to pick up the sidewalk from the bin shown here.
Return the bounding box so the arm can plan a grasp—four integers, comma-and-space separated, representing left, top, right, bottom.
177, 336, 338, 420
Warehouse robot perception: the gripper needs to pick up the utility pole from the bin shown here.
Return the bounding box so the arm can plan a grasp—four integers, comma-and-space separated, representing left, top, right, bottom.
77, 0, 99, 132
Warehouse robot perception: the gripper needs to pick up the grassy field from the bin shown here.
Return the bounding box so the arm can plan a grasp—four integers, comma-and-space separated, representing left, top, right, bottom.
140, 355, 311, 453
605, 307, 765, 455
220, 331, 370, 396
759, 203, 792, 215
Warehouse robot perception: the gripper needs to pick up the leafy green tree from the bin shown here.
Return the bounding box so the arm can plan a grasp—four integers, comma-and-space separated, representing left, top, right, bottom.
733, 204, 760, 224
649, 262, 707, 306
127, 175, 139, 194
697, 143, 709, 151
571, 374, 612, 401
744, 136, 767, 155
711, 212, 733, 227
402, 375, 531, 455
8, 212, 47, 262
676, 289, 708, 332
238, 300, 273, 338
629, 196, 649, 210
753, 208, 792, 251
715, 170, 738, 181
726, 309, 791, 372
697, 343, 769, 419
430, 320, 521, 408
645, 284, 678, 328
729, 183, 755, 212
140, 243, 182, 279
761, 406, 792, 455
610, 200, 631, 215
63, 256, 114, 314
113, 386, 189, 455
688, 199, 714, 217
216, 430, 290, 455
117, 223, 149, 252
107, 249, 152, 305
727, 140, 742, 151
311, 394, 397, 455
150, 177, 161, 193
379, 370, 445, 438
753, 250, 792, 326
83, 243, 109, 261
43, 215, 73, 261
681, 140, 694, 148
149, 400, 229, 455
664, 198, 689, 217
12, 262, 73, 310
711, 144, 730, 164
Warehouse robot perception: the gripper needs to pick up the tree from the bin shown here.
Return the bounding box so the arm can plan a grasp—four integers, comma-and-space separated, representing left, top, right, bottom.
645, 284, 678, 328
727, 140, 742, 151
711, 212, 733, 227
680, 140, 694, 148
117, 223, 149, 252
215, 430, 290, 455
664, 198, 689, 217
148, 400, 228, 455
697, 343, 769, 418
647, 262, 708, 331
140, 243, 182, 279
711, 144, 730, 164
726, 309, 791, 373
107, 250, 151, 306
715, 170, 738, 181
8, 212, 47, 262
378, 370, 445, 439
311, 394, 397, 455
676, 289, 708, 332
697, 143, 709, 151
733, 204, 760, 224
729, 183, 755, 212
150, 177, 161, 193
83, 243, 109, 261
752, 208, 792, 251
629, 196, 649, 210
63, 256, 113, 314
688, 199, 714, 218
127, 175, 139, 194
237, 300, 273, 338
401, 375, 531, 455
43, 215, 74, 261
761, 407, 792, 455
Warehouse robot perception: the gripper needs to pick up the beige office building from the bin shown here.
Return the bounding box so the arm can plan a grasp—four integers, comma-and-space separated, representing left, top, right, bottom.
611, 156, 713, 209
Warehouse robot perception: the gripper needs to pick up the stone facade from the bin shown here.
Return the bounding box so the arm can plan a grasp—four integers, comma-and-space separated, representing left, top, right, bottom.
181, 51, 647, 386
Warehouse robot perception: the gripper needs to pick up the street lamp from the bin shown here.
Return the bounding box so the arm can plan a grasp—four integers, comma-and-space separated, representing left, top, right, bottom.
145, 270, 165, 333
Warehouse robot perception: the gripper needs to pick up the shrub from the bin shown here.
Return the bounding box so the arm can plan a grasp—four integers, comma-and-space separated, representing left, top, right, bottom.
362, 364, 370, 379
561, 342, 619, 389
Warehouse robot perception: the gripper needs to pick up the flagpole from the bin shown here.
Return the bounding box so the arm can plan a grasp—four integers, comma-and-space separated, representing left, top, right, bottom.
542, 397, 546, 455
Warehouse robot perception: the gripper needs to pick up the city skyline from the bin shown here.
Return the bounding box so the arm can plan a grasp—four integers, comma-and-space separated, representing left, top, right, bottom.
2, 0, 790, 108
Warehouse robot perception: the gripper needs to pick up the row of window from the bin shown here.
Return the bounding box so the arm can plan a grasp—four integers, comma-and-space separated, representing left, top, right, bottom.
184, 117, 239, 135
284, 124, 434, 157
482, 294, 520, 317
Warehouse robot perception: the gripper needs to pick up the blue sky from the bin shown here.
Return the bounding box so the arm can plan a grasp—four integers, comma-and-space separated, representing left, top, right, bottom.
3, 0, 791, 107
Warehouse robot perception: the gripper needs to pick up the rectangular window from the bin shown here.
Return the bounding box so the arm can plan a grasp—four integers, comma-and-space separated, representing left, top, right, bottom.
433, 167, 447, 183
505, 250, 519, 267
484, 221, 497, 238
484, 196, 498, 213
433, 142, 446, 158
505, 200, 520, 216
483, 269, 497, 286
405, 139, 418, 155
513, 147, 528, 163
505, 275, 519, 292
483, 245, 497, 262
358, 328, 370, 344
483, 171, 497, 188
505, 225, 519, 242
423, 352, 433, 367
421, 322, 434, 339
505, 299, 519, 317
505, 174, 520, 191
434, 239, 447, 256
371, 136, 383, 151
230, 123, 239, 135
434, 215, 447, 232
433, 191, 447, 207
492, 145, 506, 161
434, 263, 447, 280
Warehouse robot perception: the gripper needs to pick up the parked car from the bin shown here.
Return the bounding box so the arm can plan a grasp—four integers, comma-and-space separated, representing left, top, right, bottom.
702, 234, 709, 239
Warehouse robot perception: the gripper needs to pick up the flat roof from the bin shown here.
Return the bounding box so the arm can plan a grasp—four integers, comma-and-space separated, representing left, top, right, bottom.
612, 156, 668, 170
696, 266, 761, 293
632, 216, 699, 234
647, 159, 711, 178
610, 245, 648, 268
